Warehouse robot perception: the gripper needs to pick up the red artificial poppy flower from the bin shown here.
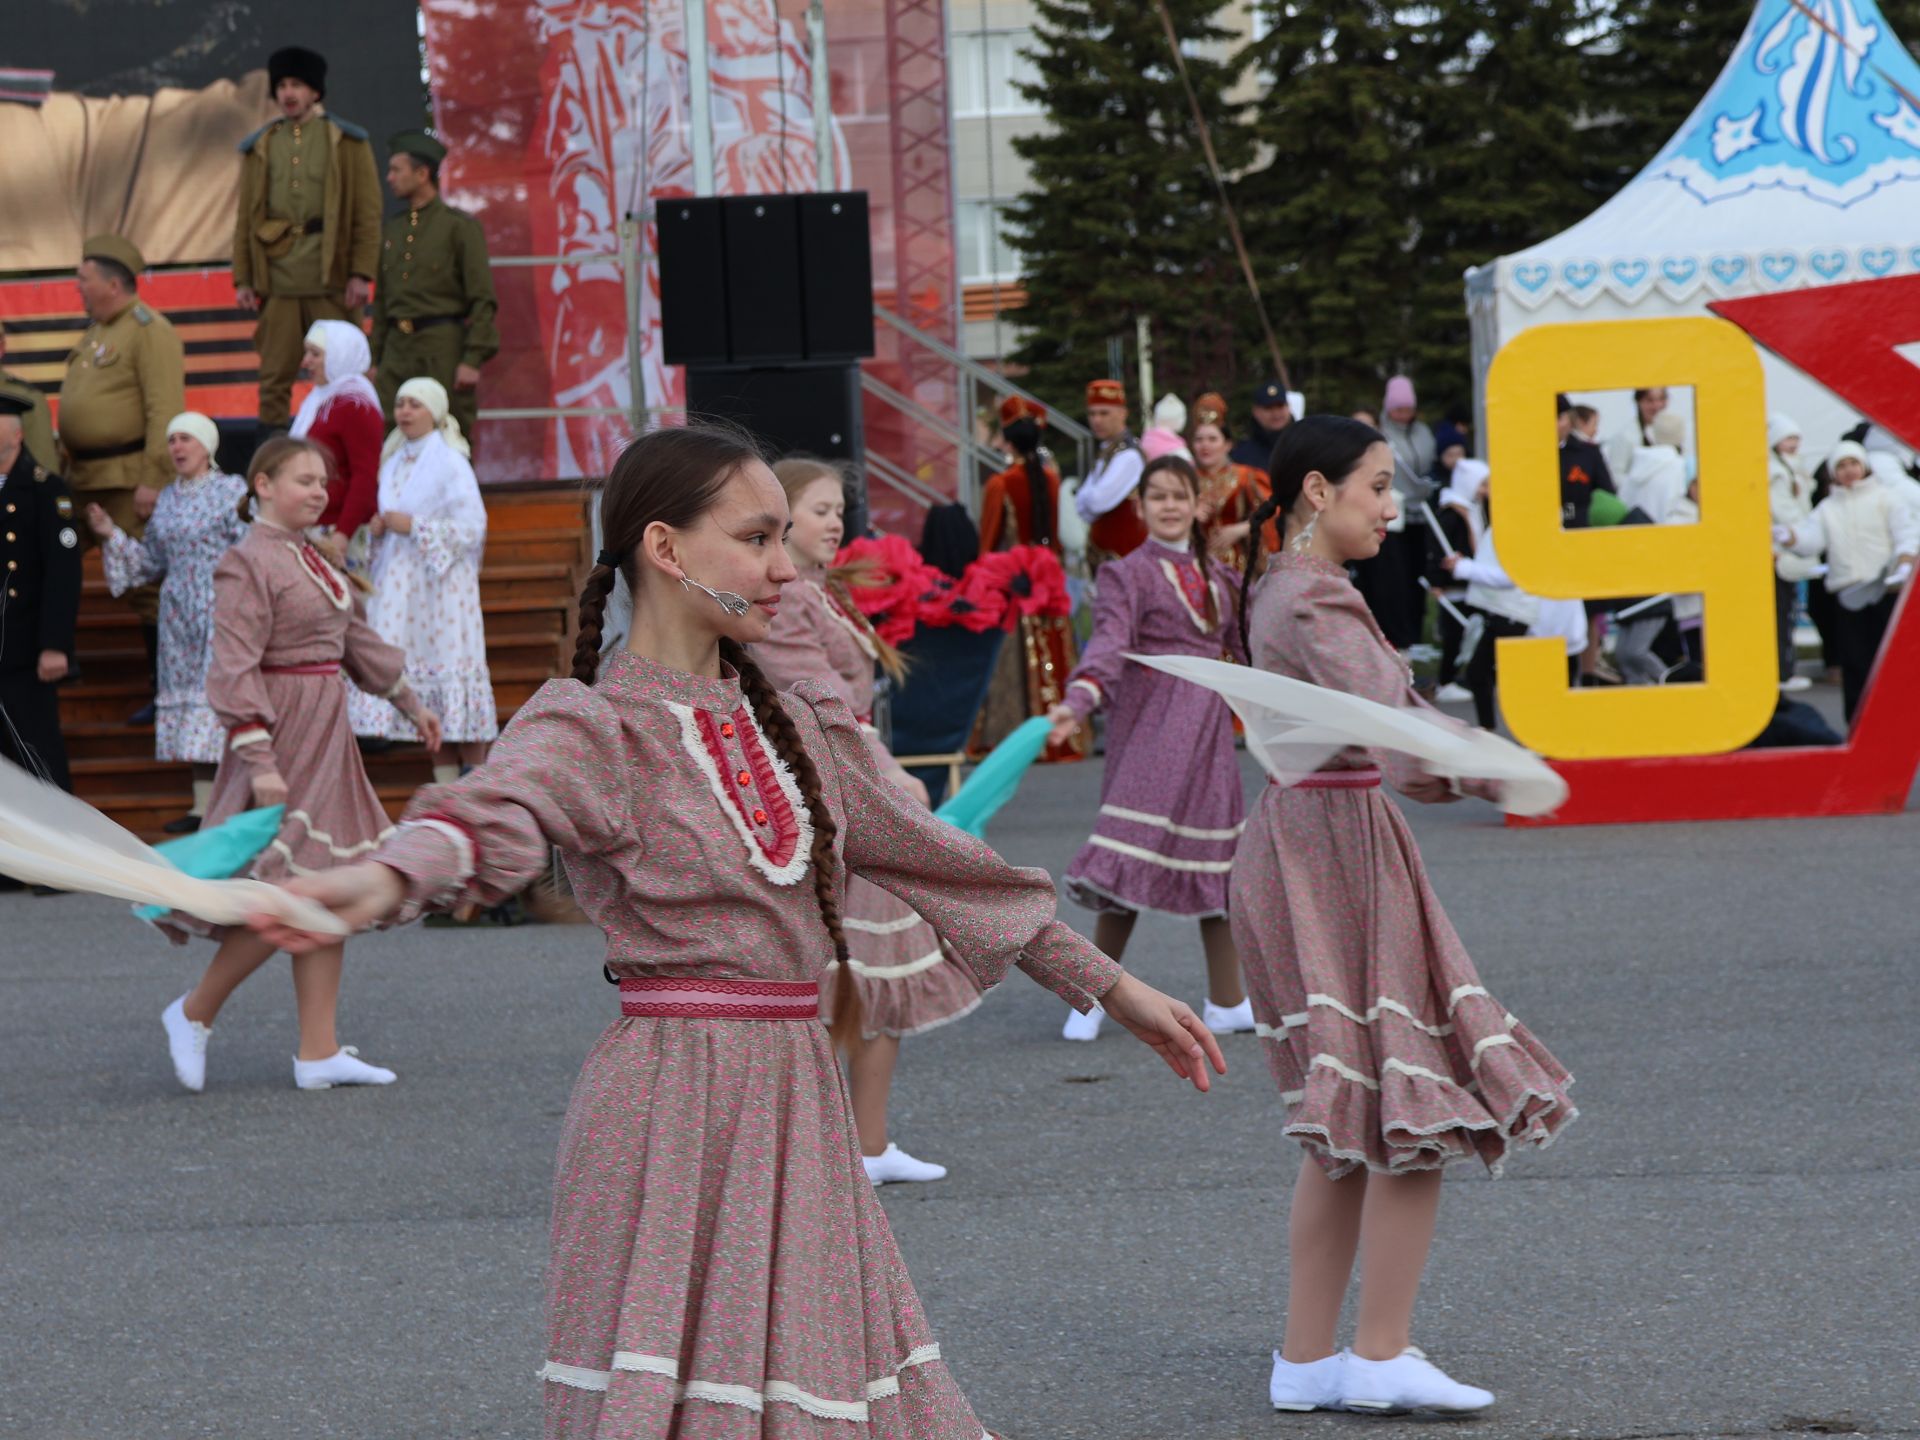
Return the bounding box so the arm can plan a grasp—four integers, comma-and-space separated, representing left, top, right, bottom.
966, 545, 1071, 623
919, 569, 1007, 633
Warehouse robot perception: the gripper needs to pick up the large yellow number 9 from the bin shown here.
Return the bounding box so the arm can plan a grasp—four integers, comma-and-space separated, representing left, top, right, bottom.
1486, 316, 1775, 759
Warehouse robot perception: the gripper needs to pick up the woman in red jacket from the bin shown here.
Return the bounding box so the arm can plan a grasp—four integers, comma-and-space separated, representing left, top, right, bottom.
289, 318, 382, 563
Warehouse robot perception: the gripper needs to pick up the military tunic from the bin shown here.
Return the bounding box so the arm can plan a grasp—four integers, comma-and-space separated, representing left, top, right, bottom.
264, 120, 332, 297
57, 296, 185, 625
0, 371, 56, 473
0, 447, 82, 790
370, 197, 499, 443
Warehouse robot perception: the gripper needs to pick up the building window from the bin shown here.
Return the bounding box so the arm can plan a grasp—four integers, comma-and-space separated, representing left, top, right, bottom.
956, 198, 1020, 283
950, 29, 1042, 117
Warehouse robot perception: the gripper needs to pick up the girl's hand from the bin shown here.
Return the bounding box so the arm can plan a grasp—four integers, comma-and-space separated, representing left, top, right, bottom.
1439, 552, 1461, 575
414, 708, 444, 754
382, 510, 413, 536
1097, 972, 1228, 1092
248, 862, 408, 953
1399, 773, 1460, 805
251, 771, 290, 808
1045, 702, 1080, 747
83, 503, 116, 540
369, 513, 386, 540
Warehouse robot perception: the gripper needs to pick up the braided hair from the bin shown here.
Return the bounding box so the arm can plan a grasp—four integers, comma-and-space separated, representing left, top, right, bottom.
1236, 416, 1384, 659
1001, 415, 1056, 549
1138, 454, 1219, 630
578, 423, 862, 1046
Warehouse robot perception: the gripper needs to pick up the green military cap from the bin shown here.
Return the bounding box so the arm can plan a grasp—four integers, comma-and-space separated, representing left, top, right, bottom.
389, 130, 448, 167
82, 233, 145, 275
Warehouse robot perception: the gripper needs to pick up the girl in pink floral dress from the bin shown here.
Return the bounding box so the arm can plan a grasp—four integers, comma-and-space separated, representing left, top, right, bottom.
159, 437, 442, 1095
250, 424, 1225, 1440
1230, 417, 1575, 1418
1045, 455, 1253, 1043
756, 457, 983, 1187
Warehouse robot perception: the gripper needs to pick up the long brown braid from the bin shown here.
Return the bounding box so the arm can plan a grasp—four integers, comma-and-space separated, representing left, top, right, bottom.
1236, 416, 1386, 659
724, 639, 862, 1048
580, 424, 862, 1046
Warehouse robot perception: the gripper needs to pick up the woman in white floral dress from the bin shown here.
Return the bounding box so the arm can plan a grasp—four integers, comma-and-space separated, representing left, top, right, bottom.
85, 411, 249, 832
349, 377, 497, 778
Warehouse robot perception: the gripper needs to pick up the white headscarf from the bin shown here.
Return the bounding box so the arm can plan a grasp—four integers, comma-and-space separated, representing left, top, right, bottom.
289, 320, 380, 438
380, 375, 471, 460
163, 412, 221, 473
370, 417, 486, 585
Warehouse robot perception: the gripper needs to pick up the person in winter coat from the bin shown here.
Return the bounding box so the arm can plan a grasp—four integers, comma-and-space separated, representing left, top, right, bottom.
1780, 439, 1920, 723
1351, 376, 1433, 650
1768, 415, 1821, 691
1229, 380, 1296, 471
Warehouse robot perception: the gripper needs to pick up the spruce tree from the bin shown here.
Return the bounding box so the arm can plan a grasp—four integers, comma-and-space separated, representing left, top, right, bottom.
1003, 0, 1255, 423
1405, 0, 1610, 416
1232, 1, 1441, 416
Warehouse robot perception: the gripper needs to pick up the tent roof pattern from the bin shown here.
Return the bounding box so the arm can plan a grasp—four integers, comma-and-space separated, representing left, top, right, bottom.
1492, 0, 1920, 311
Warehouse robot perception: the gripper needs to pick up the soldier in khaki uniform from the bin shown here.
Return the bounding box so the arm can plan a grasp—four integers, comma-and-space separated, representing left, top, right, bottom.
58, 234, 185, 715
370, 131, 499, 447
232, 47, 381, 429
0, 325, 56, 471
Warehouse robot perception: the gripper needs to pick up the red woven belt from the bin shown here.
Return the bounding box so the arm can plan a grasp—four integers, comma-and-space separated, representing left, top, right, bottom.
617, 976, 820, 1021
262, 663, 341, 675
1277, 768, 1382, 790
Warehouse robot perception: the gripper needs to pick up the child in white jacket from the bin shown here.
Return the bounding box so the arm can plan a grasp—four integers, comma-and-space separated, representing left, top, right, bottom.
1780, 439, 1919, 722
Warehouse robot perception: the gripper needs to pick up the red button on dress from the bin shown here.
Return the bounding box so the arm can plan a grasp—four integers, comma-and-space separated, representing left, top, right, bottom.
752, 809, 768, 825
720, 723, 736, 738
737, 770, 752, 787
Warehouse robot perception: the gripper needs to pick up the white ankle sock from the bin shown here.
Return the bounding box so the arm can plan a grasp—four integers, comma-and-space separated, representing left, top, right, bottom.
432, 763, 460, 785
190, 779, 214, 817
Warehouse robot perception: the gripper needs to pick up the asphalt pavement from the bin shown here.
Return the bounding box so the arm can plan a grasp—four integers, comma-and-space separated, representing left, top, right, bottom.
3, 720, 1917, 1439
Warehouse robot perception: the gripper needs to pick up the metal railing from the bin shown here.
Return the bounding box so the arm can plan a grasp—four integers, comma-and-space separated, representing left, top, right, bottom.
865, 303, 1093, 515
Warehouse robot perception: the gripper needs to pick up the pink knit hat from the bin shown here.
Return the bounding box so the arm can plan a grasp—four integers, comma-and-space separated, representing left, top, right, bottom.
1383, 375, 1417, 411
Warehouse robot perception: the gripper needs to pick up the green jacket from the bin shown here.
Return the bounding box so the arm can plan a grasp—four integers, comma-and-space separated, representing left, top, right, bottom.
233, 110, 381, 296
369, 197, 501, 369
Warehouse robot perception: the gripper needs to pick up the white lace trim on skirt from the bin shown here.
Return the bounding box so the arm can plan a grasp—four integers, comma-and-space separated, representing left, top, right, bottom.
537, 1342, 945, 1420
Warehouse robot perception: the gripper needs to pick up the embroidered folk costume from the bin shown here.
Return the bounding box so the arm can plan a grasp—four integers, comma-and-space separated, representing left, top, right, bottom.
973, 394, 1085, 758
348, 385, 497, 744
1231, 552, 1575, 1176
160, 520, 417, 938
757, 571, 983, 1038
1189, 393, 1277, 575
367, 654, 1125, 1437
1060, 536, 1247, 917
99, 462, 250, 764
1072, 379, 1147, 565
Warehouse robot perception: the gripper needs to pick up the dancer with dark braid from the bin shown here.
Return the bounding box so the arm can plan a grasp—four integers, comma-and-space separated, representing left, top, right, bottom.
247, 423, 1225, 1439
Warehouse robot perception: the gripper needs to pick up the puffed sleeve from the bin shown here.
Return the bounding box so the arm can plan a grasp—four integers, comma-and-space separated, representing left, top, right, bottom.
1213, 558, 1249, 664
411, 452, 487, 578
789, 681, 1122, 1011
753, 583, 861, 711
372, 680, 632, 915
205, 548, 280, 777
100, 490, 171, 595
341, 590, 412, 713
1063, 558, 1136, 718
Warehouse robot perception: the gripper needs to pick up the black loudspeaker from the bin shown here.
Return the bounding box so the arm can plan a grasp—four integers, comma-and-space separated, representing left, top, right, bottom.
723, 196, 805, 363
657, 200, 730, 367
688, 365, 863, 461
797, 192, 875, 360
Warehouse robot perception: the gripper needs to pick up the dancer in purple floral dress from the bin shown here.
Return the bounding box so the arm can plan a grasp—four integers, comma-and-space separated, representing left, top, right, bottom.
1229, 417, 1575, 1418
250, 424, 1226, 1440
1046, 455, 1253, 1042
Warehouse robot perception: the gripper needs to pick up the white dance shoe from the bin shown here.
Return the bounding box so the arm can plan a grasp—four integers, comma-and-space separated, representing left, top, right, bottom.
1060, 1005, 1104, 1041
1341, 1346, 1494, 1414
1268, 1350, 1345, 1411
1202, 996, 1256, 1034
1434, 682, 1475, 704
862, 1143, 947, 1185
161, 994, 211, 1093
293, 1046, 397, 1090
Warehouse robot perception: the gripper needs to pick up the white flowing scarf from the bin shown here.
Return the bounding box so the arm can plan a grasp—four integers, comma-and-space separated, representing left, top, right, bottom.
289, 320, 380, 438
369, 429, 484, 584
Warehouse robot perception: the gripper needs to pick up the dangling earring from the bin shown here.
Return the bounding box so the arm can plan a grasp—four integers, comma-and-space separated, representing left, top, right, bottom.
1289, 512, 1318, 554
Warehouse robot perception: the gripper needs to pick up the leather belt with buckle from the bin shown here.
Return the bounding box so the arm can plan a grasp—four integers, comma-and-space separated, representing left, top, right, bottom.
395, 315, 463, 335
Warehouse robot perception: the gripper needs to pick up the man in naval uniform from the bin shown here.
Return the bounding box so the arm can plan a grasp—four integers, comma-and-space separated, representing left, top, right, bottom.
232, 46, 382, 429
370, 130, 499, 447
0, 325, 56, 471
0, 392, 82, 795
58, 234, 184, 718
1072, 378, 1147, 568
